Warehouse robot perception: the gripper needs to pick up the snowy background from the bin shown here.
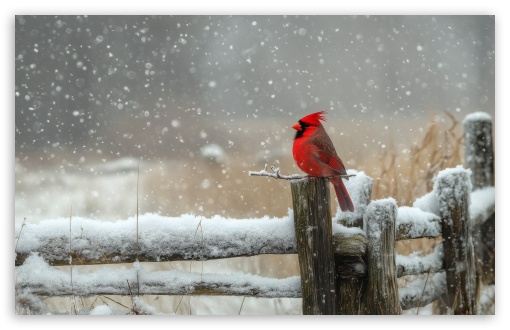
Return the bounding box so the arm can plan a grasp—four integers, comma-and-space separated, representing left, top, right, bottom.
14, 15, 495, 315
16, 15, 494, 157
15, 15, 495, 222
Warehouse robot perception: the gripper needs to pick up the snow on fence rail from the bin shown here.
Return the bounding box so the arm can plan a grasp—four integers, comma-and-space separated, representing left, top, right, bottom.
15, 112, 495, 315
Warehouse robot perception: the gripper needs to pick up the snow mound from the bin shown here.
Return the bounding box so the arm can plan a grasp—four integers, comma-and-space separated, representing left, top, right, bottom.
89, 305, 114, 315
397, 206, 441, 238
200, 144, 228, 165
463, 111, 492, 123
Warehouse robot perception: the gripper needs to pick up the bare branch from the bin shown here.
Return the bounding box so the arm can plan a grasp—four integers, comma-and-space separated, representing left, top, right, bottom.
248, 164, 304, 180
248, 164, 355, 180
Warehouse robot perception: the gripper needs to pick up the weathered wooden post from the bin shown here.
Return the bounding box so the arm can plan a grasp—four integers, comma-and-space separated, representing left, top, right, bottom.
291, 177, 337, 315
464, 112, 495, 189
335, 172, 372, 314
464, 112, 495, 286
436, 167, 476, 314
363, 198, 401, 315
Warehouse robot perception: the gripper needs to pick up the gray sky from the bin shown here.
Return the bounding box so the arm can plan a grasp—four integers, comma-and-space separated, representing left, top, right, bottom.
15, 15, 494, 159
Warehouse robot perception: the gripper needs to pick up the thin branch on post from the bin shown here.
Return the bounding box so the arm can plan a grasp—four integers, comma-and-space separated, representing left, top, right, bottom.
249, 164, 355, 180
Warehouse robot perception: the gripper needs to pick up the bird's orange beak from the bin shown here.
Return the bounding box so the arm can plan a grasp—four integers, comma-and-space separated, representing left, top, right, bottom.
292, 122, 302, 131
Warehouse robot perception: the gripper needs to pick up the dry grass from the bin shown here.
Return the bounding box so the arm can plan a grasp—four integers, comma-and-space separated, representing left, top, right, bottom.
370, 111, 463, 206
372, 112, 463, 256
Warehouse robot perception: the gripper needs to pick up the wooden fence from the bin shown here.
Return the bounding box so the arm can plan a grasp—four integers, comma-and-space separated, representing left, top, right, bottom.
15, 112, 495, 315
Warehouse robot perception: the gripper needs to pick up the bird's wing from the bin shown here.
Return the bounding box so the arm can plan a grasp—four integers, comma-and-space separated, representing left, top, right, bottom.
327, 154, 347, 175
310, 132, 347, 175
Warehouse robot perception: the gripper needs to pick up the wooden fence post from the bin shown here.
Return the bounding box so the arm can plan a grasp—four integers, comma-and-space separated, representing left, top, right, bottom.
364, 198, 401, 315
291, 177, 337, 315
335, 173, 372, 314
464, 112, 495, 286
464, 112, 495, 189
436, 167, 476, 314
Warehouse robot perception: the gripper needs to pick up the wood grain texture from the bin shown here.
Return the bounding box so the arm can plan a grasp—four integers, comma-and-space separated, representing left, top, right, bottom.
291, 177, 337, 315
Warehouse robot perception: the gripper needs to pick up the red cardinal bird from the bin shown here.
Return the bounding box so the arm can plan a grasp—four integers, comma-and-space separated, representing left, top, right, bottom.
292, 111, 354, 212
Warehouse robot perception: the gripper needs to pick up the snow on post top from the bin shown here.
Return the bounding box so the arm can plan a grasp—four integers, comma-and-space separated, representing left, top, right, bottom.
413, 190, 438, 215
366, 197, 397, 209
435, 165, 472, 187
343, 169, 372, 207
463, 112, 492, 124
364, 198, 397, 238
433, 166, 472, 218
334, 169, 372, 226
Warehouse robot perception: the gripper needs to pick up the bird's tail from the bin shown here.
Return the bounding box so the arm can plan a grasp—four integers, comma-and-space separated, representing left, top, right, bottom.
330, 177, 355, 212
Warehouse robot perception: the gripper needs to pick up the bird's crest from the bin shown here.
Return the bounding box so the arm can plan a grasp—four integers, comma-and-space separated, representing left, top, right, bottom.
299, 111, 327, 126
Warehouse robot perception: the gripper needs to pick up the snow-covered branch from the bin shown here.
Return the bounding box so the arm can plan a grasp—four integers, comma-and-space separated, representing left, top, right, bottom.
248, 164, 304, 180
248, 164, 355, 180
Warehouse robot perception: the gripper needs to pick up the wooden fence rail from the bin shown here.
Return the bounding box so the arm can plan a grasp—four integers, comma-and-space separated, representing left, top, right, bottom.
15, 112, 495, 315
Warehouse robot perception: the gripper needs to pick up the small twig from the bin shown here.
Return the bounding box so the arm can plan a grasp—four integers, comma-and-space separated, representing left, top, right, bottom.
175, 296, 184, 314
88, 296, 101, 311
126, 280, 136, 314
69, 205, 77, 315
417, 268, 431, 314
193, 220, 205, 282
136, 159, 140, 296
238, 297, 246, 315
136, 271, 140, 297
101, 295, 131, 311
15, 218, 27, 253
136, 159, 140, 260
69, 205, 73, 262
249, 164, 355, 180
